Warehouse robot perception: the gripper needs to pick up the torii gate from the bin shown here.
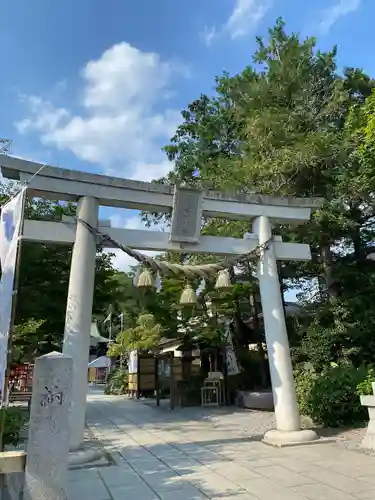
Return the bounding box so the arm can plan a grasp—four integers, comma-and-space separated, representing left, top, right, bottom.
1, 155, 322, 448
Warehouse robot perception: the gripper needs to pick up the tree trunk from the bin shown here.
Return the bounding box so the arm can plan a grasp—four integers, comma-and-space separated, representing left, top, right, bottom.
320, 243, 338, 299
252, 293, 269, 388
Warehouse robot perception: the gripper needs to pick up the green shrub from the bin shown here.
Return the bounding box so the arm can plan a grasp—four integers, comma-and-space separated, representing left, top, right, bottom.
104, 368, 128, 395
356, 367, 375, 395
293, 325, 341, 373
0, 407, 28, 446
295, 364, 369, 427
294, 364, 317, 417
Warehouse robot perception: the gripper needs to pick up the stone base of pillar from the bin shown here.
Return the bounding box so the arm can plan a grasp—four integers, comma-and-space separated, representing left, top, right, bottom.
68, 447, 104, 467
263, 428, 319, 447
68, 428, 112, 468
69, 443, 85, 453
361, 435, 375, 451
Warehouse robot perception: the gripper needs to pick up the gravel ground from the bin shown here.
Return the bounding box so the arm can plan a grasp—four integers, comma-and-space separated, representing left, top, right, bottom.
143, 398, 372, 454
316, 425, 368, 451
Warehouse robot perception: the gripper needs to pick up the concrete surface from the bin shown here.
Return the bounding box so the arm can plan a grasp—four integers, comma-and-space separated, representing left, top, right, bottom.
68, 387, 375, 499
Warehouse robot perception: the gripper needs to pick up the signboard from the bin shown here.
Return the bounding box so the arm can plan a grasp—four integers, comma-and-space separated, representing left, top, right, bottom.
170, 186, 203, 244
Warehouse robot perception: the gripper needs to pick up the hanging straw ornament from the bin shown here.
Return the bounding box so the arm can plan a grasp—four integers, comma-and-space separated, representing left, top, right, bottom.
136, 268, 154, 288
180, 284, 198, 306
133, 266, 141, 286
215, 269, 232, 291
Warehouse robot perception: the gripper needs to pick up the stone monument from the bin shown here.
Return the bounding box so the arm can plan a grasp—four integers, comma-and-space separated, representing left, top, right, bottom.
360, 382, 375, 450
23, 352, 73, 500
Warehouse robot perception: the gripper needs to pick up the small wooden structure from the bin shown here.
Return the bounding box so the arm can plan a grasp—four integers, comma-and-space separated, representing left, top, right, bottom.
128, 350, 157, 398
126, 341, 203, 408
156, 338, 210, 408
88, 355, 111, 384
126, 337, 233, 409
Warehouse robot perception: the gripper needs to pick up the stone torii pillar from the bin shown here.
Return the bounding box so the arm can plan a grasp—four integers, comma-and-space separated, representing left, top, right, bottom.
253, 216, 318, 446
63, 197, 99, 450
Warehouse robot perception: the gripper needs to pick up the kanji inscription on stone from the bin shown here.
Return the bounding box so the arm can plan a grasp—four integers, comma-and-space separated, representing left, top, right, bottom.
170, 186, 203, 244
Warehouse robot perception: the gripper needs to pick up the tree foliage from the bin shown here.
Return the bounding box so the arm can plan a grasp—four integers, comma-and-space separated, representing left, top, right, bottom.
153, 18, 375, 376
108, 313, 163, 355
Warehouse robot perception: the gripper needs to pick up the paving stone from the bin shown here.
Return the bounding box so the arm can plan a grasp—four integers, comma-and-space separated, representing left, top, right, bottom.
168, 459, 209, 476
211, 463, 262, 482
68, 493, 110, 500
128, 457, 170, 473
98, 466, 141, 487
108, 483, 159, 500
119, 447, 154, 459
312, 462, 375, 478
292, 483, 358, 500
357, 474, 375, 486
235, 458, 275, 469
68, 477, 110, 499
302, 467, 374, 494
280, 443, 339, 461
158, 485, 207, 499
187, 472, 246, 497
210, 496, 259, 500
68, 468, 101, 483
174, 443, 203, 452
187, 452, 228, 466
267, 457, 323, 473
354, 489, 375, 499
84, 387, 375, 500
142, 469, 191, 492
239, 477, 309, 500
254, 464, 315, 487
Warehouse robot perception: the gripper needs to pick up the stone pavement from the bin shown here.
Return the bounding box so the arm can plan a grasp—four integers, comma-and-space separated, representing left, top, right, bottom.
68, 388, 375, 499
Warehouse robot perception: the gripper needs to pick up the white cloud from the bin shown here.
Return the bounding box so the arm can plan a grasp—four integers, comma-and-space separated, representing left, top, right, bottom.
318, 0, 361, 34
225, 0, 272, 39
17, 96, 69, 135
130, 160, 172, 183
202, 25, 217, 47
203, 0, 271, 45
15, 42, 188, 181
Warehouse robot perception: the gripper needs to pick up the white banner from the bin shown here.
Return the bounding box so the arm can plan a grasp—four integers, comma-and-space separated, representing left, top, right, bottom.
223, 318, 240, 376
0, 188, 26, 394
128, 350, 138, 374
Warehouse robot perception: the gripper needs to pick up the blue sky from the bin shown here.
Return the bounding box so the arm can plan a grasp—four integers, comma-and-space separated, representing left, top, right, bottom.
0, 0, 373, 280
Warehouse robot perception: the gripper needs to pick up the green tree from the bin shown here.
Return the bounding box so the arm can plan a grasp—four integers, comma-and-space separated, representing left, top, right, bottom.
155, 18, 375, 369
108, 314, 163, 356
0, 181, 125, 358
0, 139, 11, 154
